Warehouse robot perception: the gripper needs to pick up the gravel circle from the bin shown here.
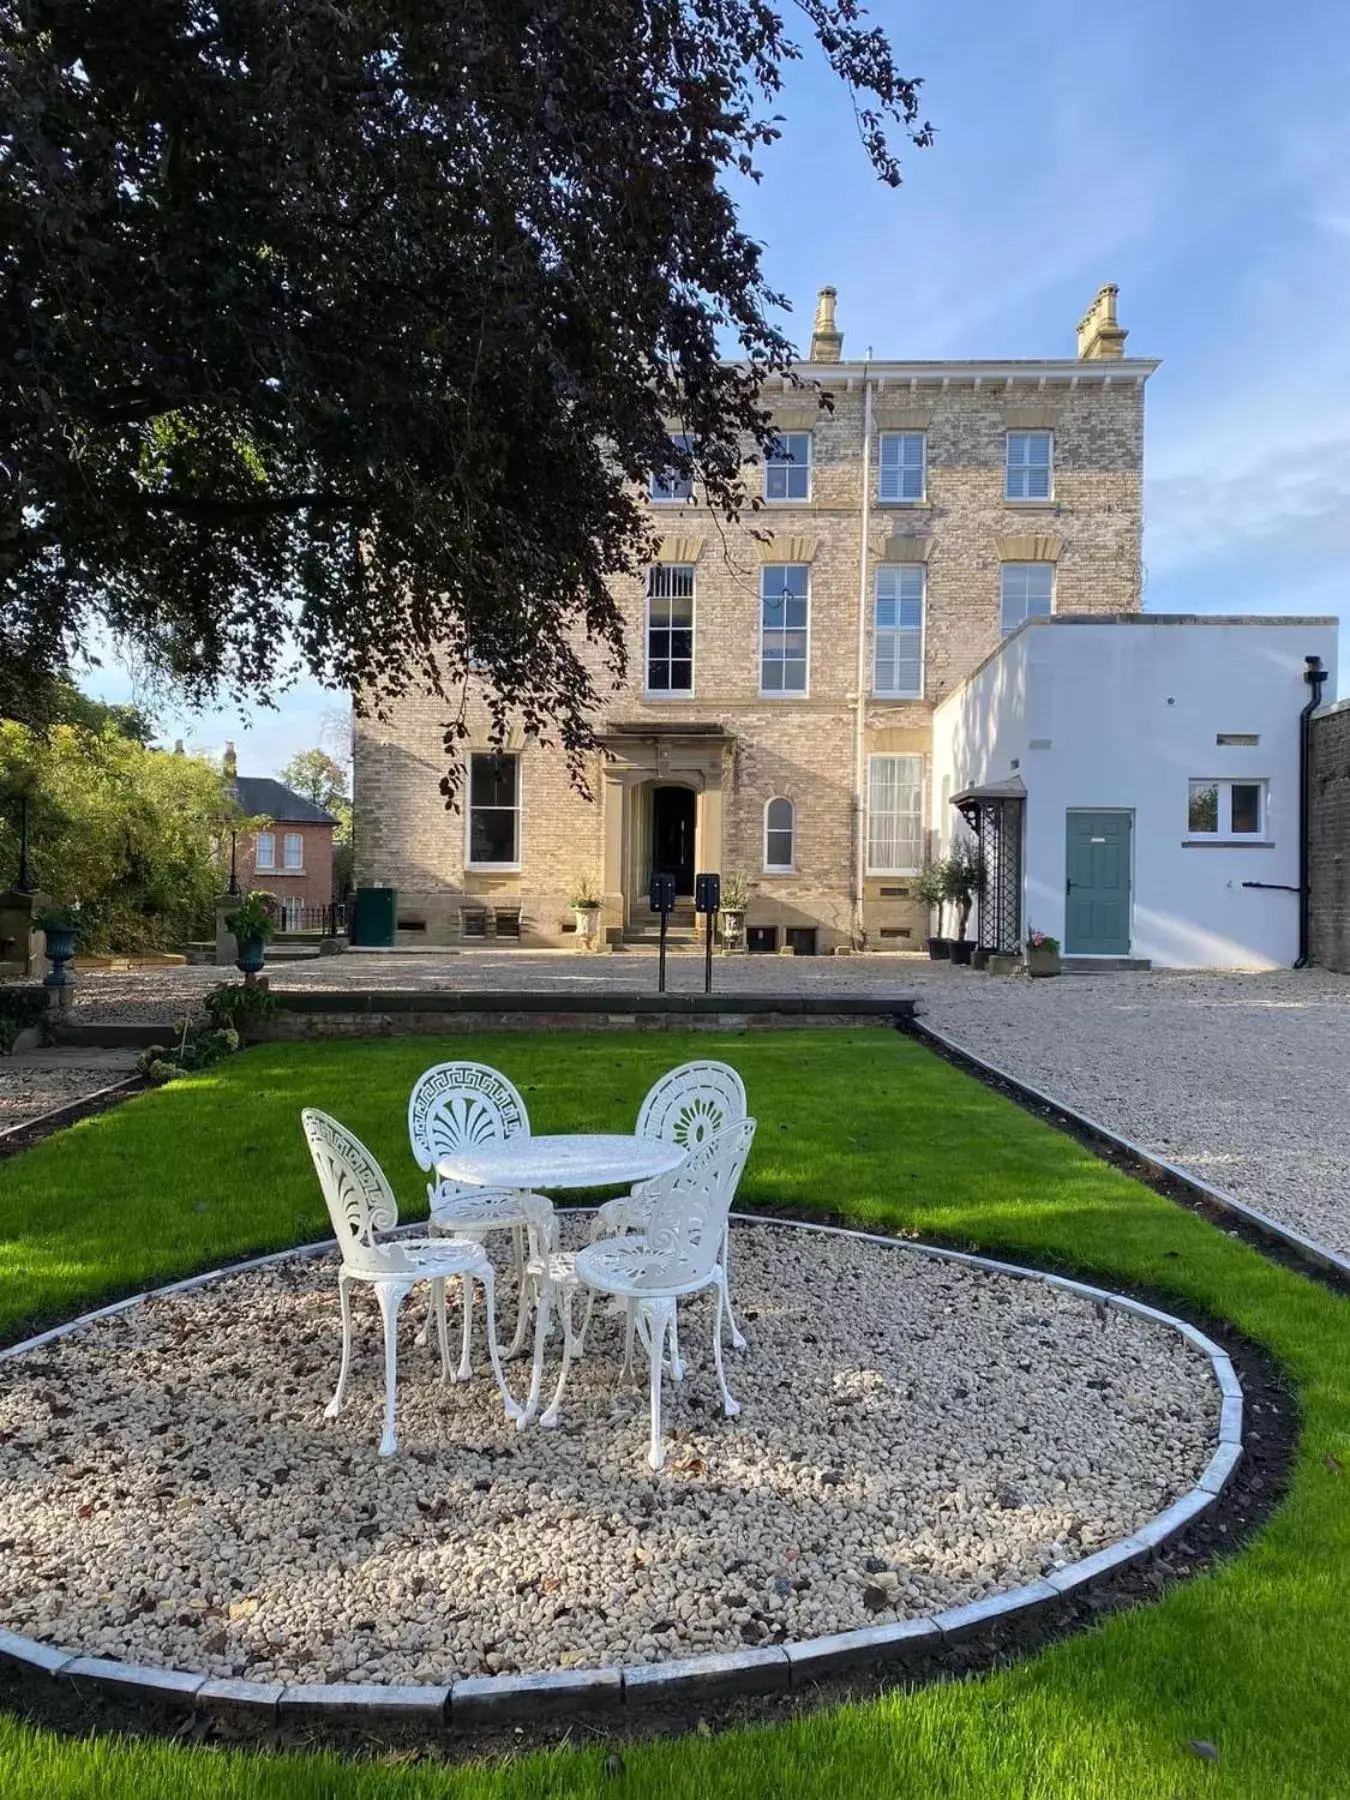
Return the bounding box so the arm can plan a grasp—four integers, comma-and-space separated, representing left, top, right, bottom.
0, 1221, 1218, 1687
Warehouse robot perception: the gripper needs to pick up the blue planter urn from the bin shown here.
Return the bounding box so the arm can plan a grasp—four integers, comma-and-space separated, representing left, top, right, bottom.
234, 934, 266, 976
41, 925, 78, 990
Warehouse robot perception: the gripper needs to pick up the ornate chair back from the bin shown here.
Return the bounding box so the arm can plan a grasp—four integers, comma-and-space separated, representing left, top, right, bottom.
302, 1108, 416, 1278
632, 1118, 757, 1292
407, 1062, 531, 1179
635, 1061, 747, 1152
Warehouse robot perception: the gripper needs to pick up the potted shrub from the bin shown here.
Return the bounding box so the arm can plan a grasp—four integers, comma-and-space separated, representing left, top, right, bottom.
911, 862, 948, 958
224, 889, 277, 976
1025, 927, 1062, 977
570, 876, 602, 943
35, 904, 81, 989
941, 845, 985, 967
719, 871, 749, 951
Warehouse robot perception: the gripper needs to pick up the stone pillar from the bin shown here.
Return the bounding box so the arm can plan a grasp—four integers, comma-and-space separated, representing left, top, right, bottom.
215, 895, 238, 967
0, 890, 44, 977
602, 773, 625, 920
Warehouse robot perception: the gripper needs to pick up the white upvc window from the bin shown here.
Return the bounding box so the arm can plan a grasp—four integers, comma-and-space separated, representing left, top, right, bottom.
1000, 562, 1054, 634
466, 752, 521, 868
645, 564, 695, 696
765, 432, 812, 502
763, 797, 796, 872
650, 432, 695, 502
866, 754, 923, 874
1005, 430, 1053, 500
877, 431, 926, 503
254, 831, 276, 871
1187, 779, 1268, 839
873, 565, 925, 698
759, 564, 810, 695
282, 831, 304, 871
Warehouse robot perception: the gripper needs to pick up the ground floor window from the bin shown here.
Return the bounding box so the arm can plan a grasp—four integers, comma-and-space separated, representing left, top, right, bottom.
867, 754, 923, 873
764, 797, 795, 871
468, 753, 521, 866
1187, 778, 1266, 838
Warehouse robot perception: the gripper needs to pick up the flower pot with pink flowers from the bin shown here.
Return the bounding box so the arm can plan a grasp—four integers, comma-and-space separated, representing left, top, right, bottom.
1025, 928, 1061, 977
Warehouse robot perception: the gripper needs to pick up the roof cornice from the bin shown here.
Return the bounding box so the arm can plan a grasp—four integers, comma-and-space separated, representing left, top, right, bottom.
773, 359, 1160, 389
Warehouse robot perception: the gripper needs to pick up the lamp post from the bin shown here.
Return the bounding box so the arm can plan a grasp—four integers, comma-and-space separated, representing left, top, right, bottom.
227, 829, 240, 896
15, 796, 34, 894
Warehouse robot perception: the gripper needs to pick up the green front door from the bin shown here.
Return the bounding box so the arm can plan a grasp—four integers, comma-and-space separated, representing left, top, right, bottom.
1064, 811, 1132, 955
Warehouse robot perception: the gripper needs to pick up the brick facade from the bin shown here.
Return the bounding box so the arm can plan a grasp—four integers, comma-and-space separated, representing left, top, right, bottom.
236, 820, 335, 915
355, 293, 1155, 951
1310, 700, 1350, 972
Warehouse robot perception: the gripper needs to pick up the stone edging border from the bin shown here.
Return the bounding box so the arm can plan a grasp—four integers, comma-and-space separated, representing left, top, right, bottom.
905, 1017, 1350, 1285
0, 1218, 1244, 1725
0, 1077, 145, 1151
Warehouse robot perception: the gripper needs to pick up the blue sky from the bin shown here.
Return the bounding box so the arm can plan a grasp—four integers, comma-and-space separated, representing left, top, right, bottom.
87, 0, 1350, 772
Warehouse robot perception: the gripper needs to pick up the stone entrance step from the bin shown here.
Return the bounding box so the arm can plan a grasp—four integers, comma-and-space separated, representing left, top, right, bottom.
1060, 956, 1153, 973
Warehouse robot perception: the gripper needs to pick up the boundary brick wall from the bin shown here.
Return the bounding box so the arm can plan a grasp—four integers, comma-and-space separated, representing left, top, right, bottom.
1310, 700, 1350, 972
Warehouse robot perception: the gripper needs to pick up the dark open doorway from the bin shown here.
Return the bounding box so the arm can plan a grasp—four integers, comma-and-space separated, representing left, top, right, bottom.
651, 785, 696, 896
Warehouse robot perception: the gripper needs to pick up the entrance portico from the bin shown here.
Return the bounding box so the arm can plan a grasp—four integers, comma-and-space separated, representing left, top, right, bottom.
597, 724, 734, 928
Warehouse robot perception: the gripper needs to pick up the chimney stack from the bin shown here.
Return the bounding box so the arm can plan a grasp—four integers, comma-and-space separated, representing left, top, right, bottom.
173, 739, 185, 756
1077, 284, 1128, 360
809, 286, 843, 362
222, 740, 237, 781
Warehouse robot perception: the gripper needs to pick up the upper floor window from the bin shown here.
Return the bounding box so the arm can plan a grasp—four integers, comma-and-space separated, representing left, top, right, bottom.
254, 831, 276, 871
467, 753, 520, 867
866, 754, 923, 874
878, 431, 926, 503
764, 798, 796, 872
765, 432, 811, 502
650, 432, 694, 502
873, 565, 925, 698
1005, 430, 1053, 500
282, 831, 304, 871
645, 564, 694, 696
759, 564, 810, 695
1188, 779, 1267, 839
1000, 562, 1054, 634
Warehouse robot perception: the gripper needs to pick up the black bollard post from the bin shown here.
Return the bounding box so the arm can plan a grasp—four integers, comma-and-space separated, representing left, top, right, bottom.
694, 872, 721, 997
649, 871, 676, 996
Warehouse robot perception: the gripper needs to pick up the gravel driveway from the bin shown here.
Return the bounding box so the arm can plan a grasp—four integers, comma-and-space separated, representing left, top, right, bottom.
21, 950, 1350, 1260
918, 967, 1350, 1261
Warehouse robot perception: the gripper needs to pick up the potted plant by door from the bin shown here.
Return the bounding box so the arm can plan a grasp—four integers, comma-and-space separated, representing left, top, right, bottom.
719, 872, 749, 951
1025, 928, 1062, 977
911, 862, 948, 959
224, 890, 277, 978
941, 845, 985, 967
35, 904, 81, 990
570, 876, 602, 944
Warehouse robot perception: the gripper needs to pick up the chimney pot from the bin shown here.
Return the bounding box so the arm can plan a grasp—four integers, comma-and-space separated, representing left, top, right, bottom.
1077, 284, 1128, 360
809, 286, 844, 363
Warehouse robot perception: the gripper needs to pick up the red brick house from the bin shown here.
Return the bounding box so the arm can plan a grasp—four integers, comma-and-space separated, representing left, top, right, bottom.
227, 754, 337, 925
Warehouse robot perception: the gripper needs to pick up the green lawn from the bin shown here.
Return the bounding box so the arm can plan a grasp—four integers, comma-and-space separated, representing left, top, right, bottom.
1, 1030, 1348, 1799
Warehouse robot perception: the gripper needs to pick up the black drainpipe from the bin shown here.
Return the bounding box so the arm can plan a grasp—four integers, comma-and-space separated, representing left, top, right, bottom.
1295, 653, 1328, 968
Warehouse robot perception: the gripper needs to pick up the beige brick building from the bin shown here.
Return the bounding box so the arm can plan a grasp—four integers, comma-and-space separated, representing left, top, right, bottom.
354, 287, 1157, 952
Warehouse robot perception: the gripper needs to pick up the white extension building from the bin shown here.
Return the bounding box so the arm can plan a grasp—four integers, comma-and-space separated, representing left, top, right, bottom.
930, 615, 1338, 969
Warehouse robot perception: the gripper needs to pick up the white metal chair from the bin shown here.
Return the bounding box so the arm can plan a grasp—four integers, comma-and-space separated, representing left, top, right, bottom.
301, 1108, 522, 1457
407, 1061, 548, 1373
569, 1118, 757, 1471
591, 1060, 749, 1350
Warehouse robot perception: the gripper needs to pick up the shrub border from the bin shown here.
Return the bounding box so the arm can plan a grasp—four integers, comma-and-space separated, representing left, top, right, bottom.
0, 1218, 1244, 1725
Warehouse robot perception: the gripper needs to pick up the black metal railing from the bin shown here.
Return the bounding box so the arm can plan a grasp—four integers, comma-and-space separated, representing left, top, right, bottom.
274, 901, 349, 936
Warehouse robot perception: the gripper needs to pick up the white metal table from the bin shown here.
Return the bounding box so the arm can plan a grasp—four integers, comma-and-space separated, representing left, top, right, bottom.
436, 1134, 686, 1192
436, 1135, 688, 1424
